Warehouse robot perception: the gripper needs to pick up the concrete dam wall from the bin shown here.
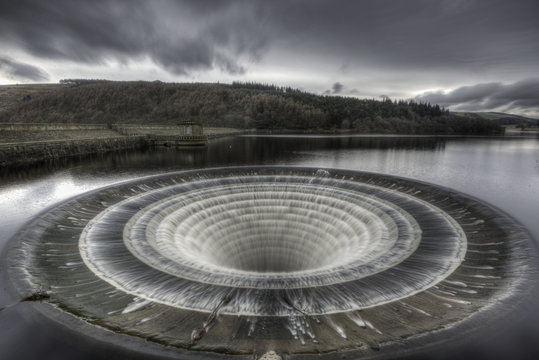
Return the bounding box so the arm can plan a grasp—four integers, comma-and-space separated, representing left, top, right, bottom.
0, 136, 148, 166
0, 123, 244, 167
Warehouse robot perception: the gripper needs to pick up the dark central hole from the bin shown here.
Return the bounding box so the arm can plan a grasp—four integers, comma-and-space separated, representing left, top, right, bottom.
199, 225, 343, 273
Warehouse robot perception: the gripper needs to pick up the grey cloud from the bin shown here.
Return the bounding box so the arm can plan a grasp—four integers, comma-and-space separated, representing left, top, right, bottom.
0, 56, 49, 81
152, 39, 214, 75
414, 79, 539, 114
214, 54, 246, 75
332, 82, 343, 94
264, 0, 539, 72
2, 0, 538, 76
0, 0, 270, 75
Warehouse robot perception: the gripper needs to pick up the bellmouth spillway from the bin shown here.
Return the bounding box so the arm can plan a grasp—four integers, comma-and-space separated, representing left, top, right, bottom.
6, 167, 536, 358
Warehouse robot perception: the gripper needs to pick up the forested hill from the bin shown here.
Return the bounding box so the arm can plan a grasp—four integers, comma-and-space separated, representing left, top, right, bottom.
0, 81, 502, 134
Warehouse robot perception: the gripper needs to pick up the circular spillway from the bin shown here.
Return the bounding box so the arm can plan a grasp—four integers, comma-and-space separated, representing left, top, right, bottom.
6, 167, 535, 357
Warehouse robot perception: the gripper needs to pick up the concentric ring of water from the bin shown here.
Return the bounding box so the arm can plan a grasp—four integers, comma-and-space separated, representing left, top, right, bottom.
78, 174, 465, 314
119, 182, 421, 282
8, 167, 532, 356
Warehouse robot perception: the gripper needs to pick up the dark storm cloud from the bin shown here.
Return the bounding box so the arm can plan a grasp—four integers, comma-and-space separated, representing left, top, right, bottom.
332, 82, 344, 94
2, 0, 537, 70
0, 0, 269, 75
0, 56, 49, 81
265, 0, 539, 71
1, 0, 538, 88
414, 79, 539, 114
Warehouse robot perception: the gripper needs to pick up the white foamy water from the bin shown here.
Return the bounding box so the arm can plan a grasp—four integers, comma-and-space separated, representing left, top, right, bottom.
79, 173, 465, 315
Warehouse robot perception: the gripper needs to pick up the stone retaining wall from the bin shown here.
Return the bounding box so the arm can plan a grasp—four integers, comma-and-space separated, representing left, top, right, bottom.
0, 136, 148, 167
0, 123, 109, 131
0, 123, 247, 167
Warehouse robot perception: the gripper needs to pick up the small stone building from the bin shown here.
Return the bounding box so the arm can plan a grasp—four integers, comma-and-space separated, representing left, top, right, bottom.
178, 121, 204, 136
174, 121, 207, 147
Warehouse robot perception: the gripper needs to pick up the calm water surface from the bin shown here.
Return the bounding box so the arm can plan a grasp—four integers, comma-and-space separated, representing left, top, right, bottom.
1, 134, 538, 359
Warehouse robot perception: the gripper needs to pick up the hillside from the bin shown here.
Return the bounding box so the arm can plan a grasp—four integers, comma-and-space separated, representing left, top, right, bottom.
455, 111, 539, 128
0, 83, 63, 113
0, 80, 502, 135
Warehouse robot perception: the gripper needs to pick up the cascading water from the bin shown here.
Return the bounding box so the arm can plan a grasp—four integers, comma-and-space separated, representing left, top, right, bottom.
6, 167, 536, 358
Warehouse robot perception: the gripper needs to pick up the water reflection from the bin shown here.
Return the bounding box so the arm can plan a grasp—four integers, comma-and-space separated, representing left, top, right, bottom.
0, 135, 450, 183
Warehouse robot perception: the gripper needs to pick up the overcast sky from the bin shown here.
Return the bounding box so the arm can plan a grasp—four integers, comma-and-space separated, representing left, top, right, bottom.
1, 0, 538, 117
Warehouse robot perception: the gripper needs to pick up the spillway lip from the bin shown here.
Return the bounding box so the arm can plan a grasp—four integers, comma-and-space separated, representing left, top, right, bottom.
5, 166, 537, 357
73, 168, 466, 315
88, 180, 427, 286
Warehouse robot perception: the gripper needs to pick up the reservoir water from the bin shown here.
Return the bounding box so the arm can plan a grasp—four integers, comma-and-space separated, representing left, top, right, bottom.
1, 134, 538, 359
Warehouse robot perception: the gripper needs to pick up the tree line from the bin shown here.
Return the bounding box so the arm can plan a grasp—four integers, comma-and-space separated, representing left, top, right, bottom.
0, 80, 502, 134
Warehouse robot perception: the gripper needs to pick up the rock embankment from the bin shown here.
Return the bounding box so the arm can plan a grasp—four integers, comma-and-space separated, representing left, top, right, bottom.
0, 123, 243, 167
0, 136, 148, 167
